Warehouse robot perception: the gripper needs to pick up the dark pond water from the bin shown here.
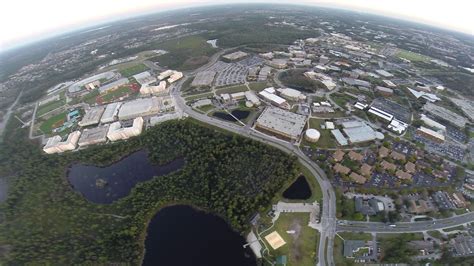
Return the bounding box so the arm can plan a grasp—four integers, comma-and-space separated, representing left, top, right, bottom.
142, 205, 256, 266
67, 150, 184, 204
283, 175, 312, 200
212, 110, 250, 122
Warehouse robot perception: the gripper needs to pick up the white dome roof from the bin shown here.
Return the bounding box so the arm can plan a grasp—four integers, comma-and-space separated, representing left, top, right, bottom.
305, 129, 321, 142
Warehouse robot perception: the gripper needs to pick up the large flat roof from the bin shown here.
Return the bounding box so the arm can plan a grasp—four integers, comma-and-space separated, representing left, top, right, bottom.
256, 107, 306, 139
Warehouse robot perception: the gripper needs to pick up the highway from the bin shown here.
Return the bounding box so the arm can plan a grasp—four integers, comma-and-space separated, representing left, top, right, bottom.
337, 212, 474, 233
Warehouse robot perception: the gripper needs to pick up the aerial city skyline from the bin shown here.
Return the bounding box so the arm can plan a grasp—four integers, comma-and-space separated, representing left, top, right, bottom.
0, 2, 473, 266
1, 0, 473, 52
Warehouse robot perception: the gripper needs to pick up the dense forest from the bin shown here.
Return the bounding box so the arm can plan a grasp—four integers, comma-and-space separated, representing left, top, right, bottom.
0, 119, 299, 264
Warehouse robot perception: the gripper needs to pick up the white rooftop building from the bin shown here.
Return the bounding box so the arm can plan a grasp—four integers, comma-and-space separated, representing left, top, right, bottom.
140, 81, 168, 95
278, 88, 306, 101
168, 71, 183, 83
107, 117, 144, 141
78, 125, 110, 147
255, 107, 307, 140
158, 70, 175, 80
388, 119, 408, 134
43, 131, 81, 154
375, 69, 394, 78
100, 102, 123, 124
118, 97, 160, 120
133, 71, 156, 86
79, 106, 106, 127
420, 114, 446, 132
245, 91, 261, 106
408, 88, 441, 102
258, 90, 290, 110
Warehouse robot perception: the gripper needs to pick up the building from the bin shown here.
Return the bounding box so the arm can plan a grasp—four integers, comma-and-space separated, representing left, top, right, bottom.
267, 59, 288, 69
118, 97, 160, 120
192, 99, 212, 108
191, 71, 216, 87
43, 131, 81, 154
408, 88, 440, 102
379, 146, 389, 158
158, 70, 174, 80
381, 160, 397, 171
343, 240, 367, 258
423, 102, 467, 128
331, 129, 348, 146
325, 121, 335, 130
247, 67, 259, 81
100, 102, 122, 124
305, 129, 320, 142
391, 151, 406, 161
334, 163, 351, 175
244, 91, 261, 106
360, 163, 372, 177
405, 162, 416, 173
333, 150, 345, 162
255, 107, 307, 140
258, 66, 272, 81
78, 125, 110, 147
408, 199, 433, 214
343, 124, 383, 144
342, 78, 370, 88
348, 151, 363, 161
449, 98, 474, 121
133, 71, 156, 86
79, 106, 106, 127
258, 90, 290, 109
368, 106, 394, 121
375, 69, 394, 78
420, 114, 446, 132
416, 126, 445, 143
396, 170, 413, 180
67, 71, 116, 96
350, 172, 367, 184
222, 51, 248, 61
107, 117, 144, 141
230, 92, 246, 101
374, 86, 394, 96
388, 119, 409, 134
277, 88, 306, 101
168, 71, 183, 83
98, 78, 129, 94
140, 81, 168, 95
149, 112, 183, 126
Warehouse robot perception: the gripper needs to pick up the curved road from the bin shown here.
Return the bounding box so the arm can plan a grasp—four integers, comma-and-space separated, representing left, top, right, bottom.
170, 50, 474, 265
171, 77, 336, 265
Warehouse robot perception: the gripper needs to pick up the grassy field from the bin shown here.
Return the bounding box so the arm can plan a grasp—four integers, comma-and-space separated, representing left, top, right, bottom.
263, 213, 319, 266
196, 105, 214, 113
427, 230, 444, 240
215, 85, 248, 94
302, 118, 336, 149
37, 100, 66, 117
39, 112, 67, 134
118, 64, 148, 77
338, 232, 372, 241
442, 225, 465, 232
396, 49, 431, 62
248, 82, 269, 92
100, 86, 135, 103
154, 35, 217, 70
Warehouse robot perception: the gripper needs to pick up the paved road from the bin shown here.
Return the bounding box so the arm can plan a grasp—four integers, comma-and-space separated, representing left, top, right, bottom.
172, 80, 337, 265
337, 212, 474, 233
0, 90, 23, 140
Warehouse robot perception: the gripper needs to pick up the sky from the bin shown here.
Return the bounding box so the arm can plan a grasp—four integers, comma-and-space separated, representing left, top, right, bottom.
1, 0, 473, 51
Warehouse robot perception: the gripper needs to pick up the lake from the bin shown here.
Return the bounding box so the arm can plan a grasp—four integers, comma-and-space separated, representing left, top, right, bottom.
67, 150, 184, 204
142, 205, 256, 266
212, 110, 250, 122
282, 175, 312, 200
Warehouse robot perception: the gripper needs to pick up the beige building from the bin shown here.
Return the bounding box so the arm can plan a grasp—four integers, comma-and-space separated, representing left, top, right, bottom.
43, 131, 81, 154
107, 117, 144, 141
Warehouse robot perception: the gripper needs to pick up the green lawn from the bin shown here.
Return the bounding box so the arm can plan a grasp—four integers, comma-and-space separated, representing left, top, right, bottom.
37, 100, 66, 116
39, 112, 67, 134
442, 225, 465, 232
248, 82, 269, 92
196, 105, 214, 113
263, 213, 319, 266
396, 49, 431, 62
215, 85, 248, 94
302, 118, 336, 148
118, 64, 148, 77
100, 86, 134, 102
427, 230, 444, 240
338, 232, 372, 241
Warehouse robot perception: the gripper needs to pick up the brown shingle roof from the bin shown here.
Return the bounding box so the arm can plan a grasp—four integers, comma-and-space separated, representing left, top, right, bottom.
391, 151, 406, 161
350, 172, 367, 184
333, 150, 345, 162
396, 170, 412, 180
360, 163, 372, 176
381, 160, 397, 171
333, 163, 351, 175
405, 162, 416, 173
379, 146, 389, 158
348, 151, 364, 161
